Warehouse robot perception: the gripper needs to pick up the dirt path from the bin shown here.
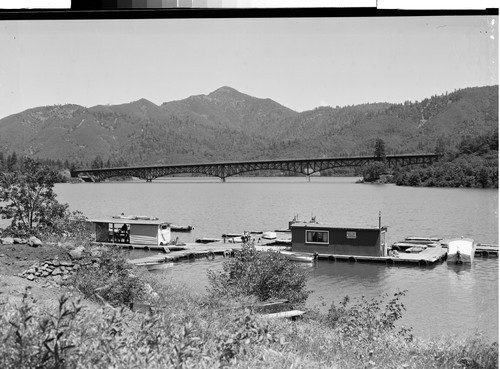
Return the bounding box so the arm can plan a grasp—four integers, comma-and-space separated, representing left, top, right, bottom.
0, 242, 76, 305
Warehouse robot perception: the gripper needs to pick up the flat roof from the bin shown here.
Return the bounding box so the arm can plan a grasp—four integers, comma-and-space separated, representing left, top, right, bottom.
88, 218, 169, 226
290, 222, 386, 231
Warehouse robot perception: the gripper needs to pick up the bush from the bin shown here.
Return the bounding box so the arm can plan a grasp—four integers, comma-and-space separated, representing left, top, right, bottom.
72, 245, 145, 307
325, 290, 413, 342
0, 291, 83, 369
207, 243, 311, 304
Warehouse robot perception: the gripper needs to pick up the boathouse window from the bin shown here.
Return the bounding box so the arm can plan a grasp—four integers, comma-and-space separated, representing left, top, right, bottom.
306, 230, 329, 244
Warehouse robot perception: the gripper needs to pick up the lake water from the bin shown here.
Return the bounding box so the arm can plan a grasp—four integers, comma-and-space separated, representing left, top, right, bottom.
55, 177, 499, 341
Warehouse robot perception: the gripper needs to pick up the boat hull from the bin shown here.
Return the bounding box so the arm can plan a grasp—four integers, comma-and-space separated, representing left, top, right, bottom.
447, 238, 475, 264
262, 231, 277, 240
280, 250, 316, 263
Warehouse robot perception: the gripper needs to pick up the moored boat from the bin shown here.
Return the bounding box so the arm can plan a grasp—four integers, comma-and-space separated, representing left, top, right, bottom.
170, 224, 194, 232
280, 250, 316, 263
262, 231, 277, 240
446, 238, 475, 264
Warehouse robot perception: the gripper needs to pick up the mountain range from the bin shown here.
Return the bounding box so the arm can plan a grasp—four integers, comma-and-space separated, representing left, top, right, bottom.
0, 85, 497, 166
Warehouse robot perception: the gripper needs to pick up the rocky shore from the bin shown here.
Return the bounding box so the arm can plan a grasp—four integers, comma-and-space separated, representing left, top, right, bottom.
0, 238, 89, 305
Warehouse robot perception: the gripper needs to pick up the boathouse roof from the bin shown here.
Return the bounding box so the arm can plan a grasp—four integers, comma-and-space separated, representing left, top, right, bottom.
290, 222, 387, 232
88, 218, 169, 226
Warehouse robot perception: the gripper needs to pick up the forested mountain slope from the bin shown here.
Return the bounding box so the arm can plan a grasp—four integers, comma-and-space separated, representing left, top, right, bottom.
0, 85, 496, 167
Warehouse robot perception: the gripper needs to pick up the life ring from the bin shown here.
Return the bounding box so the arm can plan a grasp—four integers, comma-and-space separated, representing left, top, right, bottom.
206, 251, 215, 260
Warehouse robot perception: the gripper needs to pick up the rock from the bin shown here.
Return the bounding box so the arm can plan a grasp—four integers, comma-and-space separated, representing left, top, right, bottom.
41, 271, 49, 277
1, 237, 14, 245
28, 236, 42, 248
52, 276, 62, 284
51, 267, 63, 276
26, 268, 36, 274
68, 246, 85, 260
13, 238, 26, 244
60, 261, 73, 267
26, 274, 35, 281
52, 259, 60, 267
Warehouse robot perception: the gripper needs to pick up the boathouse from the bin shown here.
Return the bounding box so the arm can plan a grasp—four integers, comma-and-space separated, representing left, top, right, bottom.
88, 218, 171, 247
290, 222, 388, 257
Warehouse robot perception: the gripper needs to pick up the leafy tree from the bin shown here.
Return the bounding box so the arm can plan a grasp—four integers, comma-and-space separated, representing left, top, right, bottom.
6, 151, 18, 172
0, 158, 82, 236
435, 136, 446, 156
207, 243, 310, 304
374, 138, 386, 161
362, 161, 387, 182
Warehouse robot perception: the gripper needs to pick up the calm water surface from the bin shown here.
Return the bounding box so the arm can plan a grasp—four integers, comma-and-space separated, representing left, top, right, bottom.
55, 177, 498, 341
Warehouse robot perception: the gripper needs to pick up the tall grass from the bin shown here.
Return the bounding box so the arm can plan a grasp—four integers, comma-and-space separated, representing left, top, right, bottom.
1, 245, 496, 368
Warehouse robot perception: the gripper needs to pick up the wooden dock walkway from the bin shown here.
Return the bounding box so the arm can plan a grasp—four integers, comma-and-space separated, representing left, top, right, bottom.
126, 241, 497, 268
475, 244, 498, 257
316, 246, 448, 266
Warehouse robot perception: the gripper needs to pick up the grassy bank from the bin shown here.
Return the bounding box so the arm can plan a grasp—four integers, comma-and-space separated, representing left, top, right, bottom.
0, 280, 497, 369
1, 244, 497, 369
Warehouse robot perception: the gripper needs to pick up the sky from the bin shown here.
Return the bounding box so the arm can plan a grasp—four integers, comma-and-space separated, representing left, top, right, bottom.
0, 14, 497, 119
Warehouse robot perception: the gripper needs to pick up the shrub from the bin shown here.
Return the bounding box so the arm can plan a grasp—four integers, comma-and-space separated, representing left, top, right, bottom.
325, 290, 413, 342
207, 243, 311, 304
72, 245, 145, 307
0, 290, 83, 369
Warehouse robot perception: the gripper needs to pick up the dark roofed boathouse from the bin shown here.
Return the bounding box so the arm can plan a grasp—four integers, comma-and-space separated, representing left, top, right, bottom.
290, 222, 388, 257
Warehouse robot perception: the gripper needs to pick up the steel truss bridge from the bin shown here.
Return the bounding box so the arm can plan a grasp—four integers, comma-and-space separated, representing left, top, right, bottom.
71, 154, 441, 182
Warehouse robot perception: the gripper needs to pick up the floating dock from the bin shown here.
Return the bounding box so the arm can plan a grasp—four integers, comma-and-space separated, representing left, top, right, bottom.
475, 244, 498, 258
316, 246, 447, 266
125, 239, 497, 269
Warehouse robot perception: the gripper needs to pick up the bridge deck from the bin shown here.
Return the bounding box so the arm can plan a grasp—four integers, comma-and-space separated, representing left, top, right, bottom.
72, 154, 441, 182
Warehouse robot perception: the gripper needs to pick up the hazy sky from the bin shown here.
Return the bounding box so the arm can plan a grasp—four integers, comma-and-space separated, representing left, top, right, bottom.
0, 15, 497, 119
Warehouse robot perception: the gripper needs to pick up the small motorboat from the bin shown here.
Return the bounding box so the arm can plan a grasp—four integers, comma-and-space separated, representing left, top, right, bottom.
196, 238, 222, 244
447, 238, 475, 264
170, 224, 194, 232
280, 250, 316, 263
223, 232, 250, 243
262, 231, 277, 240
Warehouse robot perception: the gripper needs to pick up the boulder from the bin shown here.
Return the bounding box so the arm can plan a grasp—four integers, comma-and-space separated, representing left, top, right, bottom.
68, 246, 85, 260
13, 238, 27, 244
28, 236, 43, 247
26, 274, 35, 281
1, 237, 14, 245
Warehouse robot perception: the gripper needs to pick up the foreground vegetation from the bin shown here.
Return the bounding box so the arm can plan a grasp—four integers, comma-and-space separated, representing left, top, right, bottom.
0, 244, 497, 369
0, 158, 497, 367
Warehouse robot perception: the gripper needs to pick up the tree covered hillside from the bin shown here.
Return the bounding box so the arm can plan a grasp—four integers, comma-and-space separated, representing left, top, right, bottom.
392, 128, 498, 188
0, 86, 497, 173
